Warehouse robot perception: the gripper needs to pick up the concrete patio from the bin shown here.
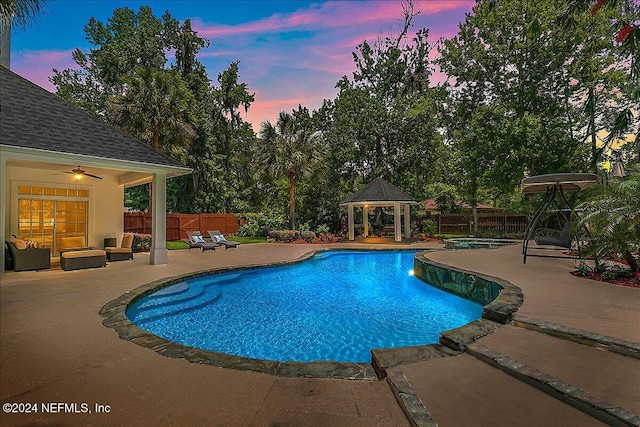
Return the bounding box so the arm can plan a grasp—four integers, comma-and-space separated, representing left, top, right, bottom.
1, 242, 638, 426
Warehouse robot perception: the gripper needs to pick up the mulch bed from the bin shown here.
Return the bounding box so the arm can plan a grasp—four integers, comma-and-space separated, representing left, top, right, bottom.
570, 271, 640, 288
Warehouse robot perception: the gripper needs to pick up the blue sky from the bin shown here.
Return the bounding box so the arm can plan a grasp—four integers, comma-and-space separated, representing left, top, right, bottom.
10, 0, 474, 130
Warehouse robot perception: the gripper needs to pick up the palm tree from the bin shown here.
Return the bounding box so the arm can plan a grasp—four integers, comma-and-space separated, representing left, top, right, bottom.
577, 166, 640, 272
259, 109, 323, 230
109, 66, 197, 162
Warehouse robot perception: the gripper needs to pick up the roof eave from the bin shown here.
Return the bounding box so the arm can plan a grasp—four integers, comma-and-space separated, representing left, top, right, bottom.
1, 144, 193, 179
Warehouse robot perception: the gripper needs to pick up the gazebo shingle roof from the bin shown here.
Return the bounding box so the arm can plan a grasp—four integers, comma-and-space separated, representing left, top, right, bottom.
0, 66, 185, 168
340, 177, 417, 204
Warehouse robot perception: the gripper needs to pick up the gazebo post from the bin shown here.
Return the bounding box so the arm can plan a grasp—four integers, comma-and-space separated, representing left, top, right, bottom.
403, 203, 411, 238
347, 203, 355, 241
394, 202, 401, 242
363, 205, 369, 237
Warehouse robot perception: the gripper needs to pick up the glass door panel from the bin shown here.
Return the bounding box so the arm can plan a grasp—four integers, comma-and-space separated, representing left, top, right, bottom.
17, 198, 88, 254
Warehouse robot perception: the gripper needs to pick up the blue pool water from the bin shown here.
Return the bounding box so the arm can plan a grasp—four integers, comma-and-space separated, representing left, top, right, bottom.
127, 251, 483, 363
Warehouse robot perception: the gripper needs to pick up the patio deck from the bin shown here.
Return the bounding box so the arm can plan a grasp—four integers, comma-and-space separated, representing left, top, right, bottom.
1, 242, 638, 426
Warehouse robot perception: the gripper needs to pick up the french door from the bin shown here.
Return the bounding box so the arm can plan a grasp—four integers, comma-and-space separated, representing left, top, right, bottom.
17, 186, 89, 255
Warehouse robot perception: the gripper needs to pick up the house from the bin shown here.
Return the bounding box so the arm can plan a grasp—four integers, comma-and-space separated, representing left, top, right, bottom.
0, 66, 192, 273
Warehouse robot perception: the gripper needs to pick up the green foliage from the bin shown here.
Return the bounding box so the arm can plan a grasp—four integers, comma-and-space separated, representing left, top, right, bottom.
50, 6, 257, 213
109, 66, 197, 161
417, 219, 437, 237
0, 0, 46, 28
300, 231, 316, 242
577, 166, 640, 272
259, 107, 325, 230
124, 184, 149, 212
131, 233, 151, 252
424, 183, 459, 213
43, 0, 638, 242
235, 210, 287, 237
268, 229, 300, 243
267, 229, 315, 243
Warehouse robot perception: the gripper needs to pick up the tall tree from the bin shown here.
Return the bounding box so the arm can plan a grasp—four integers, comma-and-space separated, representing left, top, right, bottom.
438, 0, 591, 197
259, 107, 324, 230
210, 61, 256, 212
50, 7, 211, 134
329, 0, 444, 198
109, 66, 197, 161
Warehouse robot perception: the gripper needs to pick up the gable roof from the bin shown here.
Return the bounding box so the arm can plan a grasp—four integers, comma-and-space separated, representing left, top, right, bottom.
0, 66, 187, 170
340, 177, 418, 205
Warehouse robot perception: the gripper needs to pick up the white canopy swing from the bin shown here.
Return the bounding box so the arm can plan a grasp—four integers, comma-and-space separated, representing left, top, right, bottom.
521, 173, 599, 264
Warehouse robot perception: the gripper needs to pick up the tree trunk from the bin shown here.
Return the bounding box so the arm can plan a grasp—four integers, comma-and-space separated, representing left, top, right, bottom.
153, 127, 160, 151
288, 172, 296, 230
588, 86, 598, 173
472, 205, 479, 235
623, 249, 639, 273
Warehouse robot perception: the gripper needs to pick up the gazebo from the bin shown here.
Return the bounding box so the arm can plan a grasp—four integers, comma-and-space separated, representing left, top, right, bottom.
340, 177, 419, 242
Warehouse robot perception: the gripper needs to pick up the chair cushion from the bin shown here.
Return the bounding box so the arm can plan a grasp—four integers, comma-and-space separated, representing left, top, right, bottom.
121, 234, 134, 249
190, 235, 205, 244
105, 247, 132, 254
61, 249, 106, 259
10, 238, 27, 250
25, 240, 39, 248
61, 236, 87, 250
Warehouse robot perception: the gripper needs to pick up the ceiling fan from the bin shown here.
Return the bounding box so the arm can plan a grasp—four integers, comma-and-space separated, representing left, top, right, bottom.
63, 166, 103, 180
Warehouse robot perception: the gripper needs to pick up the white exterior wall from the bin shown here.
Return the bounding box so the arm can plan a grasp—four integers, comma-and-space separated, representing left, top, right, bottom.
5, 165, 124, 250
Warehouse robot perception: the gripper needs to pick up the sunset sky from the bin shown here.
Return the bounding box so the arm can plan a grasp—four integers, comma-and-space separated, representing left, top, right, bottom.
10, 0, 475, 131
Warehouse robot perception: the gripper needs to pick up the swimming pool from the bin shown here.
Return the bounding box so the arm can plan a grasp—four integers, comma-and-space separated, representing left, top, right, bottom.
126, 251, 483, 363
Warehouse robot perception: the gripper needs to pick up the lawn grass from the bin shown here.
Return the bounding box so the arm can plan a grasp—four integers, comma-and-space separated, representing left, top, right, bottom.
166, 236, 267, 250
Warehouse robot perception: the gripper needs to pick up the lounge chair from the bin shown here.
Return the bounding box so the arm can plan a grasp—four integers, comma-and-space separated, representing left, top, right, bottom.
534, 221, 572, 248
105, 234, 134, 261
185, 231, 219, 252
207, 230, 240, 249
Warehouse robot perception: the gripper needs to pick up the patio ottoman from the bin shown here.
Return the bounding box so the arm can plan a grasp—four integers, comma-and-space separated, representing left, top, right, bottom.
61, 249, 107, 271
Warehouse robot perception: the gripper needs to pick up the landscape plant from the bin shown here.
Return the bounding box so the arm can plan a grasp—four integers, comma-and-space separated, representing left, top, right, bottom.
577, 167, 640, 273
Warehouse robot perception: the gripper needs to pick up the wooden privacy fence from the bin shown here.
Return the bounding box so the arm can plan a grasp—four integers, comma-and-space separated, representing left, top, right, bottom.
124, 213, 240, 241
435, 213, 528, 235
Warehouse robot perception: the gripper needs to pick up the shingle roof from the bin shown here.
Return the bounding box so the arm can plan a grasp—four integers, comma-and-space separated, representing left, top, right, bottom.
0, 66, 186, 169
340, 177, 417, 204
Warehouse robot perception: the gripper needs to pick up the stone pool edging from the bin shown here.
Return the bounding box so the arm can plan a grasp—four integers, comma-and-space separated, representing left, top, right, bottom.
413, 252, 524, 326
99, 248, 522, 381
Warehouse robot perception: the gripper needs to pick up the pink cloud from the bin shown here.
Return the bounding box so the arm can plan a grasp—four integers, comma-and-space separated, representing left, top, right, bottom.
11, 49, 77, 92
10, 1, 474, 132
192, 0, 470, 38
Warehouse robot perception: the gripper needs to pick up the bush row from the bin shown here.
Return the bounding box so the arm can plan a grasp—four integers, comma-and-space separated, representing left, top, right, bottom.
267, 230, 316, 243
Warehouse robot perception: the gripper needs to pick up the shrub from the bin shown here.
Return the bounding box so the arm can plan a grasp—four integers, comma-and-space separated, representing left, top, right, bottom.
236, 210, 287, 237
422, 219, 437, 237
268, 230, 301, 242
132, 233, 151, 252
315, 224, 330, 235
300, 230, 316, 242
